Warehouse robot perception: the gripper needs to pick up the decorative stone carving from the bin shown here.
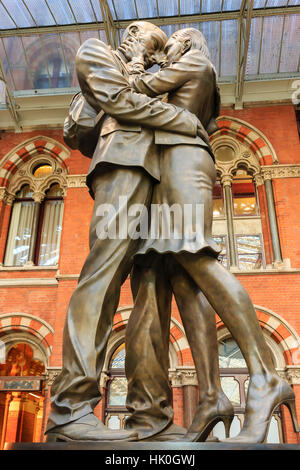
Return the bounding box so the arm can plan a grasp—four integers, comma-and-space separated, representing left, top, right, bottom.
220, 174, 233, 187
66, 175, 87, 188
0, 187, 15, 205
169, 367, 198, 387
45, 367, 62, 388
99, 371, 110, 389
6, 154, 68, 202
261, 165, 300, 180
285, 366, 300, 385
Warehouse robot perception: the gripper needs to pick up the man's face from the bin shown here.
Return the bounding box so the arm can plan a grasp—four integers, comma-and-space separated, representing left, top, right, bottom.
163, 35, 184, 66
120, 28, 165, 69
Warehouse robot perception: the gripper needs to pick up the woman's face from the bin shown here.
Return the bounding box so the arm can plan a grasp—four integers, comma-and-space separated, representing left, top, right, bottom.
163, 35, 184, 66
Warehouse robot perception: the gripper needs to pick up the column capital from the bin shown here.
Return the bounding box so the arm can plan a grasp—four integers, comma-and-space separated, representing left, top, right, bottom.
44, 367, 61, 388
33, 191, 45, 203
0, 188, 15, 206
253, 173, 264, 186
221, 174, 233, 187
99, 371, 110, 389
169, 367, 198, 387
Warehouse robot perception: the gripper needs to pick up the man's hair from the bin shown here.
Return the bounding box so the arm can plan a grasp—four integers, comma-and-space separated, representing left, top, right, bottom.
121, 21, 168, 50
171, 28, 211, 60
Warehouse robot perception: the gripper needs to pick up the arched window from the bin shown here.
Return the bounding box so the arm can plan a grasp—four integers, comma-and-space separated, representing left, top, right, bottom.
212, 337, 282, 443
212, 143, 265, 270
105, 343, 129, 430
34, 56, 71, 89
4, 185, 36, 267
4, 182, 63, 267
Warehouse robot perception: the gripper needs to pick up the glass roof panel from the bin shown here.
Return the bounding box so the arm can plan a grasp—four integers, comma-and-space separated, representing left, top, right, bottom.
200, 21, 221, 75
246, 16, 263, 76
107, 0, 138, 20
220, 19, 238, 77
279, 14, 300, 73
158, 0, 179, 17
180, 0, 201, 15
259, 15, 284, 74
265, 0, 289, 7
136, 0, 158, 18
44, 0, 76, 25
68, 0, 102, 23
1, 0, 35, 28
0, 2, 17, 29
201, 0, 242, 12
22, 0, 56, 27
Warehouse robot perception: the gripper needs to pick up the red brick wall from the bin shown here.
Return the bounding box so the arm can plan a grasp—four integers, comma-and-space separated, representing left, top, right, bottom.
0, 103, 299, 443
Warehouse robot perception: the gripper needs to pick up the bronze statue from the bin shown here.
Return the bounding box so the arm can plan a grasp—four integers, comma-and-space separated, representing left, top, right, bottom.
45, 21, 207, 443
124, 28, 300, 443
46, 19, 299, 444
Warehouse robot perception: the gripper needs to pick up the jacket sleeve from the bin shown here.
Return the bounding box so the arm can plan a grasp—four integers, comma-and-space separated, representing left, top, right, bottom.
76, 38, 198, 137
131, 63, 189, 97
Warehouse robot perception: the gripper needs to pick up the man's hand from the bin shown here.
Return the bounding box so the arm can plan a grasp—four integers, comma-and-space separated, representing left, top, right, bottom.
119, 37, 146, 64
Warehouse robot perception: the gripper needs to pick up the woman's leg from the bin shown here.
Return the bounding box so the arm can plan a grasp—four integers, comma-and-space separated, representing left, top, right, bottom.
166, 256, 234, 440
174, 253, 296, 442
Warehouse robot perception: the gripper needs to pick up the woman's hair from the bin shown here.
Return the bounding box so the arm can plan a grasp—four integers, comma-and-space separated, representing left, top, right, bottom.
121, 21, 168, 51
171, 28, 211, 60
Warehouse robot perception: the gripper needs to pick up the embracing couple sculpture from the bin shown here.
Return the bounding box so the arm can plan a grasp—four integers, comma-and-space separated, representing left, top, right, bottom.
45, 21, 299, 444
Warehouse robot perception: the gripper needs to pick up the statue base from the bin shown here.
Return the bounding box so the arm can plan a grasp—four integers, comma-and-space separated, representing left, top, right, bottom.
4, 441, 299, 450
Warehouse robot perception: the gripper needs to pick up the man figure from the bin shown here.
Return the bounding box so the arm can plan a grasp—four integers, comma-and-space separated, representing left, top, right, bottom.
45, 21, 206, 442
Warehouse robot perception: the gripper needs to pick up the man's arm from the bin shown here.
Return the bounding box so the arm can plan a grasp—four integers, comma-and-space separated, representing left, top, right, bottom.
129, 53, 212, 98
76, 38, 198, 137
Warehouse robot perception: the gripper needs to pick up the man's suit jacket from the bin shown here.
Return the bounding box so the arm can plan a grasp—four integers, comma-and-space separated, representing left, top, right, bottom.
76, 39, 203, 195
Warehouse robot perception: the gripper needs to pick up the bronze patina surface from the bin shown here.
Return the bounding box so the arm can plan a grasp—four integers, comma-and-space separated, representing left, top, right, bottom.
46, 22, 299, 444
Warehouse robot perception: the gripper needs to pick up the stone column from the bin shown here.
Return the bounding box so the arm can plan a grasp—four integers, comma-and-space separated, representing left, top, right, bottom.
221, 174, 237, 267
263, 173, 283, 264
181, 370, 198, 429
26, 192, 44, 265
170, 368, 198, 429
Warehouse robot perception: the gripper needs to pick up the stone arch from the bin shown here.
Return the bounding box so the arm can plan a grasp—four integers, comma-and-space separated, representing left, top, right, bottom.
111, 306, 187, 367
216, 305, 300, 367
0, 135, 70, 190
0, 313, 54, 361
211, 116, 278, 166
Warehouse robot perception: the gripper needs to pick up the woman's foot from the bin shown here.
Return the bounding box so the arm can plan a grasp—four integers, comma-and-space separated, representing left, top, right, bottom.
184, 391, 234, 442
222, 374, 299, 444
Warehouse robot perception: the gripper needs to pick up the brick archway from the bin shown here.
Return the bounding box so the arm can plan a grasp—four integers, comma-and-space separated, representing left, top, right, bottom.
216, 305, 300, 367
0, 313, 54, 359
112, 307, 189, 366
212, 115, 278, 166
0, 136, 70, 189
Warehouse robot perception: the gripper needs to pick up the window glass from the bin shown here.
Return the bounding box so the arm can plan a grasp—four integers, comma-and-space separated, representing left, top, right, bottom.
232, 170, 258, 216
236, 235, 263, 270
108, 377, 127, 406
219, 338, 247, 368
38, 199, 63, 266
110, 343, 126, 369
213, 235, 228, 268
4, 188, 35, 266
213, 179, 225, 217
220, 377, 241, 405
33, 164, 52, 179
1, 343, 45, 377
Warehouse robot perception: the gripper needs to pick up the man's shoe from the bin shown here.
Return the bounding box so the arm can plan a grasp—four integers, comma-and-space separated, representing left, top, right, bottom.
46, 413, 138, 442
144, 423, 187, 442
